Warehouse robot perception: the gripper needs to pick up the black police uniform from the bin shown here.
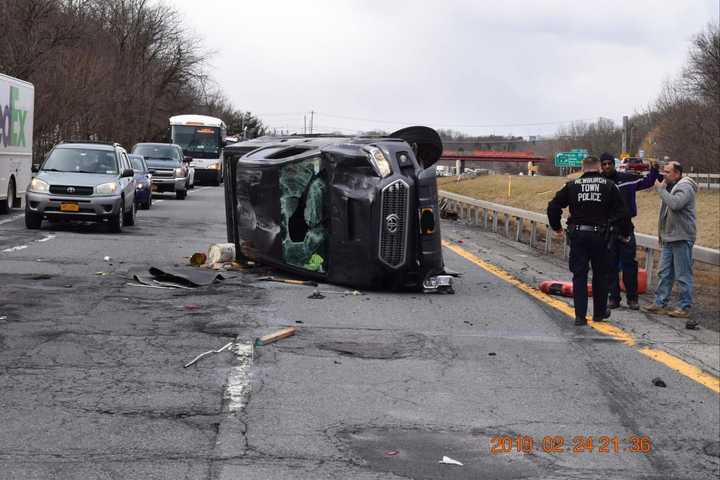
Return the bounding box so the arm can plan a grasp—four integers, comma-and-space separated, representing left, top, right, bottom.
547, 172, 631, 324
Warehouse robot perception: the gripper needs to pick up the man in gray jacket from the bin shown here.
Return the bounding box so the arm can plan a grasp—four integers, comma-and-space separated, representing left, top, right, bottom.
642, 161, 698, 326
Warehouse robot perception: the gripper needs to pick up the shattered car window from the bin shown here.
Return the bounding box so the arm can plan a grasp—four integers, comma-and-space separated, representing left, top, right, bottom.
280, 158, 328, 272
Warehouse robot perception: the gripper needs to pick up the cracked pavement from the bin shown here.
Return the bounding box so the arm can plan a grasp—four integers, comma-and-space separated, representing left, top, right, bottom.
1, 187, 718, 479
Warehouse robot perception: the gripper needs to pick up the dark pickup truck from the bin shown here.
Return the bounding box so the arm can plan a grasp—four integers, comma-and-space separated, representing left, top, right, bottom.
223, 126, 454, 292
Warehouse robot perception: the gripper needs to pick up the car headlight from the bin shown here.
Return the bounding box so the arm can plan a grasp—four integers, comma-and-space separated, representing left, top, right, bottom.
95, 182, 119, 195
174, 167, 183, 177
208, 162, 220, 170
136, 182, 145, 189
365, 147, 392, 178
29, 178, 49, 194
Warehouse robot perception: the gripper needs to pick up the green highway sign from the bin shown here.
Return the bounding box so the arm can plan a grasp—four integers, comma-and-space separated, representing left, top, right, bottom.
554, 149, 588, 167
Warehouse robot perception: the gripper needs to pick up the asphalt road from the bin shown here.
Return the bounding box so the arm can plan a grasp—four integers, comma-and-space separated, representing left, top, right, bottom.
1, 186, 718, 480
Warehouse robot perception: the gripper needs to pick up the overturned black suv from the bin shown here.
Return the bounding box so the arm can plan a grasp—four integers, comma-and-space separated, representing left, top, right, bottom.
222, 127, 453, 292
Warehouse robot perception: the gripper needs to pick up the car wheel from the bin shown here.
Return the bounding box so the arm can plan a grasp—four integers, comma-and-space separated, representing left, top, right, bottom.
0, 179, 14, 214
124, 200, 135, 226
109, 201, 124, 233
144, 195, 152, 210
176, 189, 187, 200
24, 206, 42, 230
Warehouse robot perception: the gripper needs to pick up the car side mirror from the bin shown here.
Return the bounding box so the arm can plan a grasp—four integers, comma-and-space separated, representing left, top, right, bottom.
121, 168, 134, 178
31, 164, 39, 173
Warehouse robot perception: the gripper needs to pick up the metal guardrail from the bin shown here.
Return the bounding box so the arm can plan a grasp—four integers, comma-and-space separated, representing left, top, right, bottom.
687, 173, 720, 189
439, 190, 720, 286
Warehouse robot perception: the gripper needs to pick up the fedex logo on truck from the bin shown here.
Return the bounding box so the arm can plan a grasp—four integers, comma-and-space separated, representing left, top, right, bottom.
0, 86, 29, 148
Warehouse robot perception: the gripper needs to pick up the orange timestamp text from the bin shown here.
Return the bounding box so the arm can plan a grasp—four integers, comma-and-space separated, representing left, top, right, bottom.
490, 434, 652, 454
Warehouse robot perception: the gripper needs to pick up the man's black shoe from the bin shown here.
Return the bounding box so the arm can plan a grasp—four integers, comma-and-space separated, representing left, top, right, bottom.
608, 299, 620, 309
627, 299, 639, 310
574, 317, 588, 326
593, 310, 611, 322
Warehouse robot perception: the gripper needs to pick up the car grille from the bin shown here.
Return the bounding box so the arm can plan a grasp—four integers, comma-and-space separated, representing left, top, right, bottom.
379, 179, 409, 268
149, 169, 174, 178
49, 185, 94, 196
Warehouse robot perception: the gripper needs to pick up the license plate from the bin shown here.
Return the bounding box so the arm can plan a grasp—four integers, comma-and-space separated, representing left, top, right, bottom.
60, 202, 80, 212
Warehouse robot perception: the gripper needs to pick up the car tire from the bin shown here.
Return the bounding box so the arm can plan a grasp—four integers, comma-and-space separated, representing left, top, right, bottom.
0, 179, 14, 214
144, 195, 152, 210
109, 201, 124, 233
176, 189, 187, 200
25, 207, 42, 230
124, 200, 135, 226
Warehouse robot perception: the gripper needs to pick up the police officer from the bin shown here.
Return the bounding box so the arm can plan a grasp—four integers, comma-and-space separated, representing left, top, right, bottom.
547, 156, 632, 326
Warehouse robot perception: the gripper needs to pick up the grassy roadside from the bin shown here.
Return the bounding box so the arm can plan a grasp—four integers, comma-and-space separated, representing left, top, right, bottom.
439, 175, 720, 249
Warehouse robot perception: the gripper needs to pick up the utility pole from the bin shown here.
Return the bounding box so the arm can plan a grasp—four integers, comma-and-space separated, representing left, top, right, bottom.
309, 110, 314, 134
621, 115, 630, 155
303, 115, 307, 135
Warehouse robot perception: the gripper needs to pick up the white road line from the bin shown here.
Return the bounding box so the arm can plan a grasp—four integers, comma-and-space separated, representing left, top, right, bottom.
2, 245, 28, 253
2, 233, 56, 254
0, 214, 24, 225
225, 341, 254, 413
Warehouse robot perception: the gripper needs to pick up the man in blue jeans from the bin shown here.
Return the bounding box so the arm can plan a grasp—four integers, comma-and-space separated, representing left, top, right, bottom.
642, 161, 698, 328
600, 153, 660, 310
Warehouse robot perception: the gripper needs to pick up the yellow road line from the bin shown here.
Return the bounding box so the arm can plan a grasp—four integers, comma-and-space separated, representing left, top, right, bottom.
442, 239, 720, 394
638, 348, 720, 393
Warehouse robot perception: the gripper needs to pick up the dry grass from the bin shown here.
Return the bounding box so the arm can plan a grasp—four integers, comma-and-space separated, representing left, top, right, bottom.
439, 175, 720, 249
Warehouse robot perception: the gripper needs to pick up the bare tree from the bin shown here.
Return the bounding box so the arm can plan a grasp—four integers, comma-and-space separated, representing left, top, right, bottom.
0, 0, 262, 162
654, 24, 719, 172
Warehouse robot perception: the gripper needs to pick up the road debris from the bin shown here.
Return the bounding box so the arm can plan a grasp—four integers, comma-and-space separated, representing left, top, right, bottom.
30, 274, 53, 280
126, 282, 175, 290
308, 289, 364, 298
255, 327, 297, 347
258, 276, 318, 287
686, 320, 699, 330
325, 289, 362, 296
0, 316, 7, 320
184, 341, 233, 368
132, 266, 228, 289
652, 377, 667, 387
207, 243, 235, 265
95, 271, 111, 276
190, 252, 207, 266
439, 456, 463, 466
184, 304, 201, 311
384, 450, 400, 456
103, 256, 111, 262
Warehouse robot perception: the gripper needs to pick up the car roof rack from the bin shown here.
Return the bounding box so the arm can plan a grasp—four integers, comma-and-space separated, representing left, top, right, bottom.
59, 139, 122, 147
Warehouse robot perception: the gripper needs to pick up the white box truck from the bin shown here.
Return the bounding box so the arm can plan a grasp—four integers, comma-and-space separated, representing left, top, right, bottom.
0, 73, 34, 214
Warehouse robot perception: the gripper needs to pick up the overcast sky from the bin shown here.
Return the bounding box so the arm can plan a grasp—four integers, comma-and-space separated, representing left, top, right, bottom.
172, 0, 718, 137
